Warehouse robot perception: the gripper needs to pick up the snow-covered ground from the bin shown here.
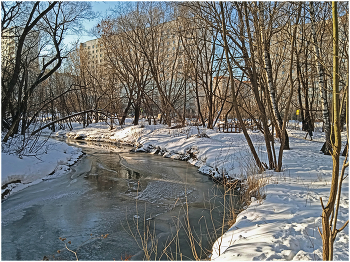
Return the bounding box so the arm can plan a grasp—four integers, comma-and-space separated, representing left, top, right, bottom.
1, 120, 348, 260
1, 135, 83, 199
211, 134, 348, 261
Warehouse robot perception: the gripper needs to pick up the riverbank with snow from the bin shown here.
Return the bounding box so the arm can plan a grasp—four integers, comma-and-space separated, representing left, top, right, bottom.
2, 120, 348, 260
1, 136, 83, 200
48, 122, 268, 180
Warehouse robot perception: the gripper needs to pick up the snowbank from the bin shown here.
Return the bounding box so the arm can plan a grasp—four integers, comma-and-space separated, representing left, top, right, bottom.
1, 137, 83, 199
211, 135, 349, 260
48, 122, 266, 179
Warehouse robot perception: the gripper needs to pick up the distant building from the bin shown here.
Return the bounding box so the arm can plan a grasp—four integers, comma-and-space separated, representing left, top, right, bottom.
79, 38, 105, 72
78, 17, 199, 119
1, 27, 40, 70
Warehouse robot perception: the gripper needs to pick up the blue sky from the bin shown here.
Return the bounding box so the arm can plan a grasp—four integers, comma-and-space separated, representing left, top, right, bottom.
63, 1, 120, 47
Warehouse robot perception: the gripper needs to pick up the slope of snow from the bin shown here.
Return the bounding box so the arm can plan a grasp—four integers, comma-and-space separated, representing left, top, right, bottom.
48, 122, 267, 178
1, 136, 82, 199
211, 136, 349, 261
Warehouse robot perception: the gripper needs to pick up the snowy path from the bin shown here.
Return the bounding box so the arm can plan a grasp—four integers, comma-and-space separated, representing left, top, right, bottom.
211, 136, 349, 261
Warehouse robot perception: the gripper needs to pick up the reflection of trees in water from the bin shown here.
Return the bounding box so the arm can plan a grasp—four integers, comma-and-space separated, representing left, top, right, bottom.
84, 156, 142, 193
127, 169, 141, 179
85, 173, 119, 191
67, 139, 124, 153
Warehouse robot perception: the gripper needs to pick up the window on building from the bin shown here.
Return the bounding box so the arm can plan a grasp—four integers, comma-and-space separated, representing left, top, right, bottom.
172, 47, 175, 50
100, 43, 103, 47
88, 46, 90, 49
100, 54, 102, 57
92, 50, 94, 53
92, 45, 94, 48
173, 40, 175, 44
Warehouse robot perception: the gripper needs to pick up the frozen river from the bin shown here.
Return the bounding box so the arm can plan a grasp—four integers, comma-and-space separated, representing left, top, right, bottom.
2, 140, 239, 260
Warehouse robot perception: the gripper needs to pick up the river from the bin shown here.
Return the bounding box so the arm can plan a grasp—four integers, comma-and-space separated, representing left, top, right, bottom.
2, 140, 239, 260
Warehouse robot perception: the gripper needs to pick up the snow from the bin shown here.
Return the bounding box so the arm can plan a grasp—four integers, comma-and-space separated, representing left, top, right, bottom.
48, 122, 266, 179
1, 135, 83, 199
2, 120, 348, 260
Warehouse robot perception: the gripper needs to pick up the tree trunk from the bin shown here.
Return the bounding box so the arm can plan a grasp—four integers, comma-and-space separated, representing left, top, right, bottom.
321, 4, 342, 259
194, 78, 205, 127
242, 2, 275, 169
258, 2, 290, 150
309, 2, 332, 155
120, 99, 132, 126
276, 3, 301, 171
339, 79, 348, 132
220, 1, 264, 172
296, 65, 305, 128
182, 77, 187, 126
133, 103, 140, 125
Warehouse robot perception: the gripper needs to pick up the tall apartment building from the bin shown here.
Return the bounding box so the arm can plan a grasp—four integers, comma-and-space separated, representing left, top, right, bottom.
79, 38, 105, 71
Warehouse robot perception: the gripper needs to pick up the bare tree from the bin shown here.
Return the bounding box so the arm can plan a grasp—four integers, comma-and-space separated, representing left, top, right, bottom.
1, 1, 93, 141
318, 3, 349, 260
309, 2, 332, 155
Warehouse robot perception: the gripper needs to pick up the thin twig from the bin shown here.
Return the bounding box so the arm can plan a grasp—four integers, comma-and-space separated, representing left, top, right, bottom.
338, 219, 349, 233
64, 243, 78, 261
318, 227, 323, 237
320, 197, 325, 210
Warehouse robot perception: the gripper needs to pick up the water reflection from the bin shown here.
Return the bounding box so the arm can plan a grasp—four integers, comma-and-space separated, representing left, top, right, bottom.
127, 169, 141, 180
